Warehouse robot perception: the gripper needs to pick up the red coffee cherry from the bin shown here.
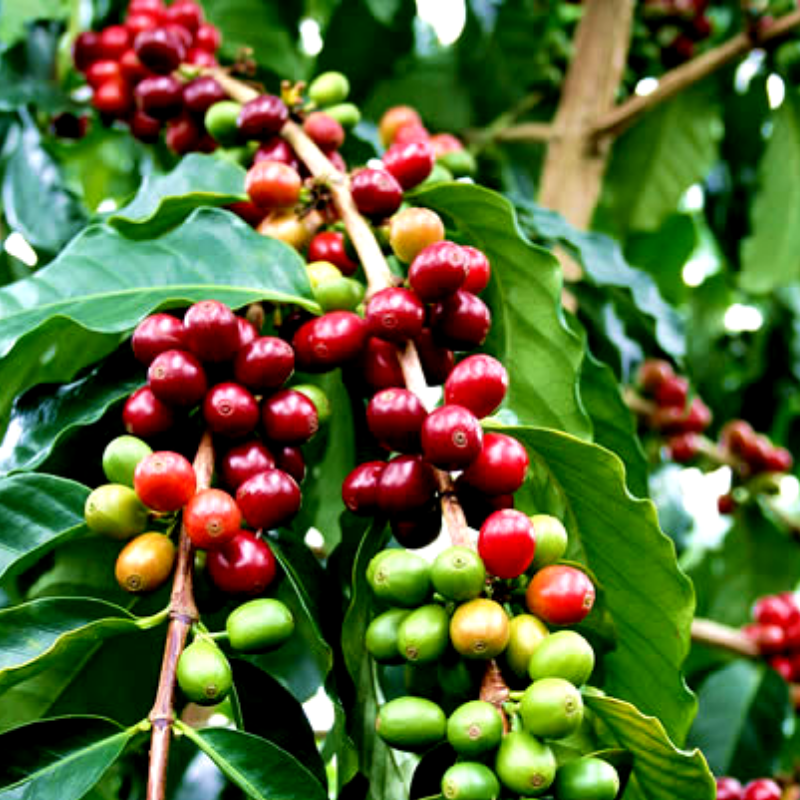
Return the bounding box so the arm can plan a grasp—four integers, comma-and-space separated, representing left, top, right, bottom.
379, 105, 422, 146
184, 300, 241, 363
132, 313, 186, 365
130, 110, 162, 143
478, 509, 536, 579
128, 0, 165, 16
742, 779, 781, 800
135, 75, 184, 120
416, 328, 455, 385
303, 112, 345, 152
654, 374, 689, 407
307, 232, 358, 276
461, 432, 529, 495
194, 22, 221, 52
166, 114, 201, 155
125, 13, 159, 39
238, 94, 288, 140
183, 77, 227, 116
185, 46, 217, 68
118, 50, 149, 84
393, 121, 429, 144
721, 420, 756, 456
772, 654, 795, 681
444, 354, 508, 418
86, 60, 122, 89
207, 530, 277, 595
236, 317, 258, 349
203, 382, 260, 438
461, 246, 491, 294
377, 454, 437, 514
421, 405, 483, 471
408, 241, 467, 302
342, 461, 386, 515
245, 161, 302, 209
715, 777, 742, 800
236, 469, 302, 530
93, 79, 133, 117
753, 594, 800, 627
98, 25, 131, 60
228, 201, 264, 226
221, 441, 275, 490
148, 349, 208, 407
637, 358, 674, 394
73, 31, 102, 71
164, 0, 203, 32
431, 290, 491, 350
134, 28, 185, 74
751, 623, 787, 655
366, 287, 425, 343
134, 451, 196, 512
274, 445, 306, 483
357, 336, 405, 391
743, 435, 775, 473
391, 503, 441, 549
717, 493, 736, 514
254, 136, 300, 171
526, 565, 596, 626
234, 336, 295, 392
184, 488, 242, 549
764, 446, 794, 474
430, 132, 463, 157
666, 432, 699, 463
367, 388, 428, 453
261, 389, 319, 445
350, 168, 403, 219
382, 140, 434, 190
123, 386, 175, 438
292, 311, 368, 372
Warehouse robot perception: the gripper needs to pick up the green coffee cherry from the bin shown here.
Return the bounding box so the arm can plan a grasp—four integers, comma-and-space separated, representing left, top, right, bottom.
177, 640, 233, 706
214, 145, 254, 166
85, 484, 149, 539
324, 103, 361, 129
307, 260, 342, 288
376, 697, 446, 751
441, 762, 500, 800
530, 515, 568, 570
520, 677, 584, 739
102, 435, 152, 487
367, 549, 431, 607
505, 614, 549, 678
438, 149, 477, 178
446, 700, 503, 757
308, 71, 350, 107
397, 604, 449, 663
366, 608, 409, 664
226, 598, 294, 653
292, 383, 332, 425
495, 731, 556, 797
366, 548, 394, 585
431, 546, 486, 601
554, 756, 620, 800
421, 164, 454, 187
205, 101, 242, 146
314, 276, 365, 312
527, 631, 595, 686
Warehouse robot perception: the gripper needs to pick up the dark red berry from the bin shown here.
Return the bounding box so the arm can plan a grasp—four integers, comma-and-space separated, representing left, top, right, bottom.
134, 28, 185, 73
479, 509, 536, 579
526, 565, 595, 626
73, 31, 101, 71
221, 441, 275, 490
350, 168, 403, 219
123, 386, 175, 438
118, 49, 149, 84
234, 336, 295, 391
194, 22, 221, 51
203, 382, 260, 437
274, 445, 305, 483
461, 432, 528, 495
303, 112, 345, 152
666, 432, 699, 463
743, 435, 774, 473
98, 25, 131, 60
184, 300, 240, 362
742, 779, 781, 800
753, 594, 800, 628
207, 530, 277, 595
416, 328, 455, 385
715, 777, 742, 800
238, 94, 288, 140
236, 469, 302, 530
163, 23, 192, 50
391, 503, 441, 549
342, 461, 386, 515
654, 374, 689, 407
377, 454, 437, 515
130, 110, 162, 143
366, 287, 425, 343
261, 389, 319, 445
164, 0, 203, 32
461, 246, 491, 294
367, 388, 427, 453
764, 446, 794, 473
135, 75, 184, 120
165, 114, 201, 154
408, 241, 467, 302
752, 623, 786, 655
125, 13, 159, 38
184, 488, 241, 549
254, 137, 300, 171
236, 317, 258, 349
292, 311, 368, 372
132, 313, 186, 365
717, 493, 736, 514
357, 337, 405, 391
228, 201, 264, 226
431, 290, 491, 350
770, 655, 794, 682
444, 354, 507, 418
86, 60, 122, 89
721, 420, 755, 456
637, 359, 674, 394
134, 450, 196, 512
93, 79, 132, 116
382, 140, 434, 190
421, 404, 483, 470
148, 349, 208, 407
456, 485, 514, 528
307, 231, 358, 276
183, 76, 227, 115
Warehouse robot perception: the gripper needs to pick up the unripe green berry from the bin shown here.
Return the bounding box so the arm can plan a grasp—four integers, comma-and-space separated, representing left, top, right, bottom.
438, 149, 477, 177
308, 71, 350, 107
519, 677, 584, 739
366, 608, 409, 664
446, 700, 503, 756
177, 639, 233, 705
323, 102, 361, 129
313, 276, 365, 312
102, 435, 152, 488
292, 383, 332, 425
530, 514, 568, 569
205, 101, 243, 146
85, 484, 149, 539
441, 762, 500, 800
226, 598, 295, 653
431, 546, 486, 601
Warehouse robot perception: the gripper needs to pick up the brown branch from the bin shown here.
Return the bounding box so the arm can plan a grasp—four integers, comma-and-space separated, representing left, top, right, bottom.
691, 617, 760, 658
492, 122, 555, 144
479, 659, 511, 733
146, 431, 215, 800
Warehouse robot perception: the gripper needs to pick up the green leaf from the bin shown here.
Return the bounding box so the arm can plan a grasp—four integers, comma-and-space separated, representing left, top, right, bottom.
364, 0, 403, 24
413, 183, 590, 437
178, 725, 327, 800
0, 473, 89, 584
494, 424, 696, 742
688, 661, 791, 781
586, 694, 715, 800
106, 154, 247, 238
741, 91, 800, 293
0, 206, 317, 432
0, 715, 139, 799
0, 0, 69, 47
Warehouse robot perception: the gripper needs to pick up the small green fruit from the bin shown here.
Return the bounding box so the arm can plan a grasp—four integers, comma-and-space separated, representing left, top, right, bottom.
441, 762, 500, 800
102, 435, 152, 487
314, 276, 365, 312
554, 757, 620, 800
324, 103, 361, 129
505, 614, 549, 678
308, 71, 350, 106
367, 549, 431, 607
306, 260, 342, 288
450, 598, 509, 659
376, 696, 446, 751
527, 631, 595, 686
291, 383, 332, 425
438, 149, 477, 177
421, 163, 453, 187
205, 101, 242, 146
226, 598, 295, 653
446, 700, 503, 757
365, 608, 409, 664
495, 731, 556, 797
530, 515, 568, 569
520, 677, 584, 739
85, 484, 148, 539
397, 604, 449, 663
366, 548, 394, 585
431, 546, 486, 601
177, 640, 233, 706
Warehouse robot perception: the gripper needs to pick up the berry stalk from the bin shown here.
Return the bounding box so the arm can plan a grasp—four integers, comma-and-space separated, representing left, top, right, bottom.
690, 617, 759, 658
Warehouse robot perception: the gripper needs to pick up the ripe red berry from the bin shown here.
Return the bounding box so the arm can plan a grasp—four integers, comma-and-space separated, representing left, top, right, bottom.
194, 22, 221, 51
148, 349, 208, 407
135, 75, 184, 120
421, 404, 483, 470
526, 565, 596, 625
350, 168, 403, 219
132, 313, 186, 365
134, 28, 185, 73
246, 161, 302, 209
366, 388, 427, 453
750, 623, 786, 655
220, 441, 275, 490
393, 122, 429, 144
637, 359, 674, 394
721, 420, 755, 456
129, 0, 165, 16
770, 655, 794, 682
461, 246, 491, 294
307, 232, 358, 276
461, 432, 529, 495
238, 94, 288, 140
292, 311, 368, 372
666, 432, 699, 463
365, 287, 425, 343
185, 45, 216, 67
654, 374, 689, 407
379, 105, 422, 146
183, 488, 242, 549
118, 50, 149, 84
98, 25, 131, 60
717, 493, 736, 514
742, 779, 781, 800
184, 300, 241, 362
207, 530, 277, 595
164, 0, 203, 32
123, 386, 175, 438
416, 328, 455, 385
274, 445, 306, 483
408, 241, 467, 302
444, 354, 508, 418
236, 469, 302, 530
234, 336, 295, 392
165, 114, 201, 154
183, 76, 227, 115
236, 317, 258, 349
431, 290, 491, 349
125, 13, 159, 38
93, 79, 132, 116
377, 454, 437, 514
130, 110, 162, 143
391, 503, 441, 549
743, 435, 774, 473
73, 31, 102, 71
261, 389, 319, 444
357, 336, 405, 391
479, 509, 536, 579
342, 461, 386, 515
764, 446, 794, 474
753, 594, 800, 628
203, 382, 260, 438
254, 137, 300, 171
303, 112, 345, 152
86, 60, 122, 89
715, 777, 742, 800
134, 451, 196, 512
430, 133, 463, 157
382, 140, 434, 190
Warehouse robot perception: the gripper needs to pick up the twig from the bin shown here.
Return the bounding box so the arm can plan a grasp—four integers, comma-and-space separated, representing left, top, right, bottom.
479, 659, 511, 732
490, 122, 555, 144
691, 617, 760, 658
146, 431, 215, 800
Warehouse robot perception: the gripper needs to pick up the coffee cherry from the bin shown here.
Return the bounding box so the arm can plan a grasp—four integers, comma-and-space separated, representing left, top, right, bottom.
521, 677, 583, 739
307, 231, 358, 276
314, 275, 365, 312
165, 0, 203, 30
461, 432, 529, 495
526, 565, 595, 626
303, 112, 345, 151
450, 598, 510, 659
308, 71, 350, 106
555, 757, 620, 800
667, 432, 699, 463
358, 336, 405, 390
183, 76, 227, 115
135, 75, 183, 120
124, 386, 175, 438
220, 440, 275, 490
495, 731, 556, 797
637, 358, 674, 394
654, 374, 689, 407
177, 639, 232, 705
238, 94, 288, 139
233, 336, 294, 392
261, 389, 319, 444
85, 484, 149, 539
743, 780, 781, 800
254, 136, 300, 170
753, 594, 800, 627
379, 105, 423, 146
130, 110, 162, 143
115, 532, 176, 592
721, 419, 756, 456
391, 503, 442, 549
366, 608, 409, 664
505, 614, 549, 678
86, 60, 122, 89
389, 207, 445, 263
128, 0, 165, 15
378, 454, 437, 514
246, 161, 302, 209
397, 603, 450, 663
717, 492, 736, 514
367, 388, 427, 453
275, 445, 306, 483
479, 509, 536, 579
74, 31, 101, 71
236, 468, 301, 530
148, 349, 208, 407
376, 697, 446, 752
456, 486, 514, 528
529, 514, 568, 569
205, 100, 242, 146
226, 598, 294, 652
416, 328, 455, 385
365, 287, 425, 343
383, 140, 434, 190
342, 461, 386, 515
163, 22, 192, 50
307, 260, 343, 288
103, 435, 153, 487
98, 24, 131, 59
184, 300, 241, 362
421, 404, 483, 470
118, 50, 149, 84
461, 246, 491, 294
351, 168, 403, 219
431, 546, 486, 601
431, 290, 491, 349
207, 530, 277, 594
126, 13, 160, 38
292, 311, 368, 372
394, 120, 430, 144
183, 488, 241, 550
764, 446, 794, 473
528, 630, 595, 686
134, 28, 185, 73
93, 79, 133, 116
444, 355, 507, 419
716, 777, 743, 800
409, 241, 467, 302
446, 701, 503, 757
134, 451, 196, 512
195, 22, 221, 51
164, 113, 199, 153
203, 382, 259, 438
235, 317, 258, 349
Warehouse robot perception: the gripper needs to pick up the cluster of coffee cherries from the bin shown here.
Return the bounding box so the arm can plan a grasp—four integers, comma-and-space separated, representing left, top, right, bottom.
742, 592, 800, 684
366, 517, 611, 799
716, 776, 782, 800
639, 0, 713, 67
72, 0, 224, 152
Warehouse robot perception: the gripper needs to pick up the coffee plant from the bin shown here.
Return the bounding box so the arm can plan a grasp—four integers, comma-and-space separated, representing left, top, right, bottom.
5, 0, 800, 799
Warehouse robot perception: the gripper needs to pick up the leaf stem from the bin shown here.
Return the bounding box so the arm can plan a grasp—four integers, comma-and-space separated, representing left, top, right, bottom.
135, 606, 172, 630
146, 430, 215, 800
690, 617, 759, 658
